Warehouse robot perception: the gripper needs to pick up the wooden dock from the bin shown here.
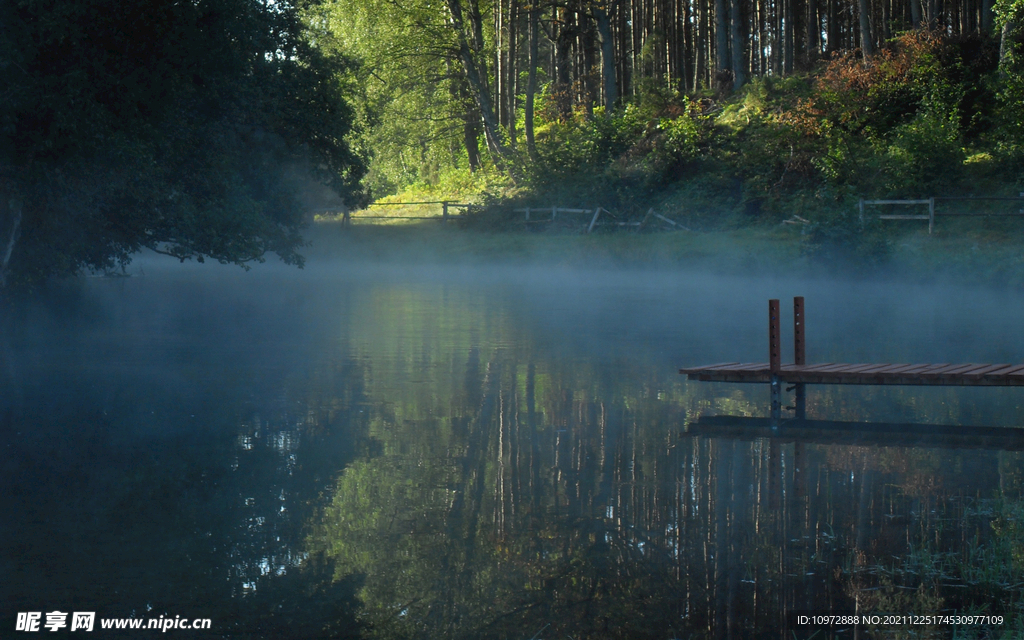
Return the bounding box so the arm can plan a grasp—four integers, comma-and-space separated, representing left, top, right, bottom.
679, 361, 1024, 386
680, 297, 1024, 420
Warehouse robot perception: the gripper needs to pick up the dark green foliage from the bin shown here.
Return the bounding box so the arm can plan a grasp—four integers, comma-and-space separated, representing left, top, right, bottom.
0, 0, 365, 288
526, 94, 712, 197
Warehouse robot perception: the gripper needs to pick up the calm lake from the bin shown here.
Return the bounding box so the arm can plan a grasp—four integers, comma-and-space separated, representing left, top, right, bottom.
3, 256, 1024, 639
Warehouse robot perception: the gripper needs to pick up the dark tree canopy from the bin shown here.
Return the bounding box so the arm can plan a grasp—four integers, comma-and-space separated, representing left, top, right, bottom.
0, 0, 365, 288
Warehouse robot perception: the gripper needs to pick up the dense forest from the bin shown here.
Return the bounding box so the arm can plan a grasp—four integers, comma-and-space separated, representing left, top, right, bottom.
3, 0, 1024, 287
322, 0, 1024, 215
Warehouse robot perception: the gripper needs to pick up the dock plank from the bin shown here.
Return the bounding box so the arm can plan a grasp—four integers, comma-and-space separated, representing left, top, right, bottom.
924, 364, 983, 377
869, 364, 917, 374
991, 364, 1024, 377
797, 363, 839, 372
851, 364, 902, 374
966, 364, 1017, 378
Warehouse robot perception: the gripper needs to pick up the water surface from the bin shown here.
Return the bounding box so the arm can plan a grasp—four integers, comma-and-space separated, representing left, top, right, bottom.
3, 259, 1023, 639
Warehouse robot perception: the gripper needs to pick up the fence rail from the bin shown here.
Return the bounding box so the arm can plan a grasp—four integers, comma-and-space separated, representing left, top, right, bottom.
325, 201, 476, 225
513, 206, 687, 233
860, 195, 1024, 234
321, 201, 687, 233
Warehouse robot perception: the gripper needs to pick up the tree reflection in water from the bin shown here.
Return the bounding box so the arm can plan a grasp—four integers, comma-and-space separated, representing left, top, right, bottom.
302, 285, 1024, 639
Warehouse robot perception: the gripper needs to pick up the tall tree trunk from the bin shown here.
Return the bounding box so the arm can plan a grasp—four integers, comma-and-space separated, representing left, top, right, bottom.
554, 9, 574, 120
581, 12, 596, 118
495, 0, 505, 131
595, 3, 619, 110
730, 0, 746, 88
525, 3, 540, 159
911, 0, 922, 27
827, 0, 839, 54
507, 0, 519, 148
981, 0, 993, 32
882, 0, 890, 42
785, 0, 795, 72
775, 0, 784, 73
1000, 18, 1016, 79
696, 0, 708, 88
682, 0, 693, 90
452, 63, 483, 171
465, 106, 482, 171
859, 0, 873, 57
715, 0, 731, 83
806, 0, 819, 64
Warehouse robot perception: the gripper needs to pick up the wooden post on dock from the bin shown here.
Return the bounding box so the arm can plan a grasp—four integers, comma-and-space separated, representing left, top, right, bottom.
769, 299, 782, 421
928, 197, 935, 234
794, 296, 806, 419
442, 201, 449, 225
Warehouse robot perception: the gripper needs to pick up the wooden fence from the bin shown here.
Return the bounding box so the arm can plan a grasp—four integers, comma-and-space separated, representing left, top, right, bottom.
513, 206, 688, 233
859, 195, 1024, 234
318, 201, 688, 232
317, 201, 476, 225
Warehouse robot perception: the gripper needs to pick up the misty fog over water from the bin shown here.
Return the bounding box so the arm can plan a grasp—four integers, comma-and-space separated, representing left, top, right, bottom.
3, 253, 1024, 638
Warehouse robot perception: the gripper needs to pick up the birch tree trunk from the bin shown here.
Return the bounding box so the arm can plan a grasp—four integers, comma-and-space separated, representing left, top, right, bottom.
446, 0, 511, 167
1000, 18, 1016, 79
506, 0, 519, 149
525, 2, 540, 159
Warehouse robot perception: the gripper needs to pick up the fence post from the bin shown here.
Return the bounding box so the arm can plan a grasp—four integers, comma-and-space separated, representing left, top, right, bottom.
859, 198, 864, 225
928, 197, 935, 234
552, 205, 557, 221
442, 201, 449, 225
587, 207, 602, 234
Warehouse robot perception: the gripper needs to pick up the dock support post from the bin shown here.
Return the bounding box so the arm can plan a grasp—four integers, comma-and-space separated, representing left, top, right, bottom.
794, 296, 806, 420
442, 201, 449, 225
928, 197, 935, 234
769, 299, 782, 423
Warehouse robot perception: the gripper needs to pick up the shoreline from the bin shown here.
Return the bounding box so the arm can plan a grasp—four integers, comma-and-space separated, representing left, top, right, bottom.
303, 219, 1024, 288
